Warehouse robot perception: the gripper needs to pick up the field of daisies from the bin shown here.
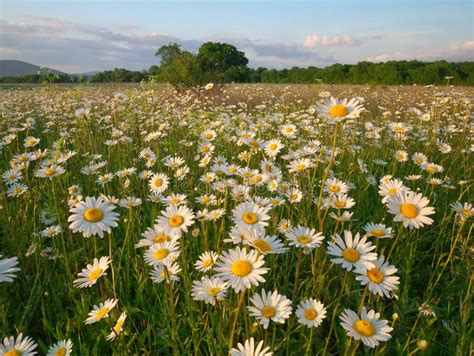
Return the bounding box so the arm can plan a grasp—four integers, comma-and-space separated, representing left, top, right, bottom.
1, 83, 472, 355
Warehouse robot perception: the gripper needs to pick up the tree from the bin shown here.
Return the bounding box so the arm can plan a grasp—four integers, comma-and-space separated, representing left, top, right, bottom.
197, 42, 249, 82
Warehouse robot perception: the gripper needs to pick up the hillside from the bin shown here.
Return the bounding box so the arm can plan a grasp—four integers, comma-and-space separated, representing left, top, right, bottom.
0, 60, 65, 77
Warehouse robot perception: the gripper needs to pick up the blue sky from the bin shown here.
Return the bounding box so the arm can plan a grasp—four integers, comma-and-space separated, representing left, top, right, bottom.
1, 0, 473, 73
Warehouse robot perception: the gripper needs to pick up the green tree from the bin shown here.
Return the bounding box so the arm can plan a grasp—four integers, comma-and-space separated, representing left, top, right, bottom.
197, 42, 249, 82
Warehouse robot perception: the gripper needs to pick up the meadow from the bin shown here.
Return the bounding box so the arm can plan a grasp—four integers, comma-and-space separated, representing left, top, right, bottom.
0, 83, 472, 355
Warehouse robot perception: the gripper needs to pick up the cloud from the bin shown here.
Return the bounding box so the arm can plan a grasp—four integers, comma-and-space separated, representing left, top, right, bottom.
366, 40, 474, 62
303, 34, 356, 49
0, 16, 340, 72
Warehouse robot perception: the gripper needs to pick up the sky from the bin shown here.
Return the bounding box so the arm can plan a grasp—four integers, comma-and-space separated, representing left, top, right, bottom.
1, 0, 473, 73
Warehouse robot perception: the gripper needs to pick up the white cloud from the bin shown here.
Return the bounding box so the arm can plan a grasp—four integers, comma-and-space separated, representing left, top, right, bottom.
366, 40, 474, 62
303, 34, 355, 49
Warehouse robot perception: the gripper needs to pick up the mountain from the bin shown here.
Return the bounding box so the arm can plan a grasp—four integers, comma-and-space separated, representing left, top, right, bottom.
0, 60, 65, 77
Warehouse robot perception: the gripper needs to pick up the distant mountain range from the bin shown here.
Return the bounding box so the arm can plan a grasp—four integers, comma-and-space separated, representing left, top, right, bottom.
0, 60, 101, 77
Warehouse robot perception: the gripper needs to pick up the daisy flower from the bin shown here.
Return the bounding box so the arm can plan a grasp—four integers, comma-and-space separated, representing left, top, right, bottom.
316, 97, 364, 122
247, 289, 292, 329
0, 256, 20, 282
288, 158, 313, 173
135, 224, 179, 248
387, 191, 435, 229
246, 234, 288, 255
324, 178, 349, 194
106, 312, 127, 341
0, 333, 37, 355
451, 202, 473, 219
355, 255, 400, 298
363, 223, 394, 238
412, 152, 428, 165
194, 251, 219, 272
325, 193, 356, 210
84, 298, 118, 324
149, 262, 181, 284
7, 182, 28, 197
149, 173, 169, 194
46, 339, 73, 356
327, 231, 377, 272
201, 129, 217, 141
264, 139, 284, 158
340, 307, 393, 348
286, 226, 324, 249
232, 201, 270, 234
214, 247, 268, 292
2, 168, 22, 185
378, 179, 409, 204
73, 256, 111, 288
68, 196, 119, 238
35, 164, 65, 179
191, 276, 229, 305
144, 241, 180, 267
157, 205, 195, 236
295, 298, 327, 328
421, 162, 444, 174
230, 338, 272, 356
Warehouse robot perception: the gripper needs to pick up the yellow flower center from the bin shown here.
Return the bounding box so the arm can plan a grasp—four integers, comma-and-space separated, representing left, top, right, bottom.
426, 165, 437, 173
371, 229, 385, 237
55, 347, 67, 356
207, 287, 221, 296
114, 319, 125, 333
269, 143, 278, 150
154, 234, 170, 243
400, 203, 418, 218
83, 208, 104, 223
353, 320, 375, 337
329, 185, 340, 193
261, 306, 276, 318
460, 209, 472, 216
202, 259, 213, 267
295, 164, 305, 171
95, 307, 110, 319
205, 133, 213, 139
367, 268, 384, 284
5, 350, 21, 356
231, 260, 252, 277
334, 200, 346, 208
251, 176, 263, 184
45, 169, 56, 176
168, 215, 184, 227
297, 235, 311, 244
253, 239, 272, 252
153, 248, 169, 260
415, 157, 424, 164
242, 212, 258, 225
249, 140, 259, 148
153, 178, 163, 187
387, 188, 398, 195
329, 104, 349, 117
342, 248, 360, 262
19, 156, 28, 162
88, 268, 103, 281
304, 308, 318, 320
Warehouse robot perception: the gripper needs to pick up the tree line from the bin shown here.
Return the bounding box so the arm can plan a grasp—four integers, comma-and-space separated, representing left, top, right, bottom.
2, 42, 473, 85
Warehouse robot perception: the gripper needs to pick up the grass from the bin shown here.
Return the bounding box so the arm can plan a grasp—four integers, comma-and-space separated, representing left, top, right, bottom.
0, 83, 472, 355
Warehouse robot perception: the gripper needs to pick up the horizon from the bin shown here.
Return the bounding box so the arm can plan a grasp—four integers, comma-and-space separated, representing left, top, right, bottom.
1, 0, 473, 73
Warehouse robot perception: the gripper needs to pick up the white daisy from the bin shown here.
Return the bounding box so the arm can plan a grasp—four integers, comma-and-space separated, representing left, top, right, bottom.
247, 289, 292, 329
285, 226, 324, 249
230, 338, 272, 356
327, 230, 377, 272
191, 276, 229, 305
295, 298, 327, 328
232, 201, 270, 234
0, 333, 37, 355
363, 223, 394, 239
387, 191, 435, 229
214, 247, 268, 292
68, 196, 119, 238
157, 205, 195, 236
84, 298, 118, 324
46, 339, 73, 356
106, 312, 127, 341
73, 256, 111, 288
340, 307, 393, 348
0, 256, 21, 282
355, 255, 400, 298
144, 241, 180, 267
